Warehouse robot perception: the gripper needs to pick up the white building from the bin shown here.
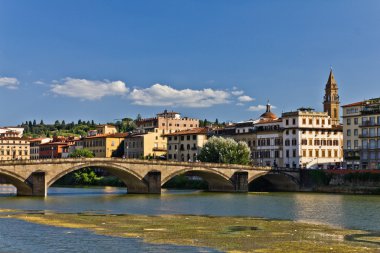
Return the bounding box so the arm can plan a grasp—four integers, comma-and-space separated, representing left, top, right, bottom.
282, 109, 343, 169
0, 127, 24, 138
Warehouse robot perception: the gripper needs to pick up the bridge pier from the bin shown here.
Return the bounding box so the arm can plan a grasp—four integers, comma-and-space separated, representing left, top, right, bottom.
32, 171, 47, 197
146, 171, 161, 194
232, 171, 248, 192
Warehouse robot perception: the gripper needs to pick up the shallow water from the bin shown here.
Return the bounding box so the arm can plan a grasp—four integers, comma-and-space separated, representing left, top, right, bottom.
0, 186, 379, 232
0, 217, 220, 253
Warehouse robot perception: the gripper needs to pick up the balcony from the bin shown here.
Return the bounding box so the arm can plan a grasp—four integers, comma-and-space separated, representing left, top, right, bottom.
359, 133, 380, 138
153, 147, 167, 152
359, 121, 380, 127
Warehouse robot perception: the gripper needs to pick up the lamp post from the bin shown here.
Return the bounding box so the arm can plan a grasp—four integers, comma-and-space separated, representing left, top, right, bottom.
51, 146, 54, 159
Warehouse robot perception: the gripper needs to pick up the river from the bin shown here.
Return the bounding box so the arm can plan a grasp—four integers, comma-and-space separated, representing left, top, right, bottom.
1, 187, 380, 252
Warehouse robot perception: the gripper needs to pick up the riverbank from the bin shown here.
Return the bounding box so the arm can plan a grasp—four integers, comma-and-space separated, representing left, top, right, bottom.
2, 211, 379, 252
300, 170, 380, 194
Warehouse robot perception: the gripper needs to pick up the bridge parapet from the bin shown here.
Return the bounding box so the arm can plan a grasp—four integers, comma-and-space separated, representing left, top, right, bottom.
0, 158, 289, 196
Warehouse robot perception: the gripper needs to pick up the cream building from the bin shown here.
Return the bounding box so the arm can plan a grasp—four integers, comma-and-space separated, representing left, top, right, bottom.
342, 98, 380, 169
165, 128, 209, 162
124, 111, 199, 159
231, 70, 344, 169
281, 109, 343, 169
0, 138, 30, 161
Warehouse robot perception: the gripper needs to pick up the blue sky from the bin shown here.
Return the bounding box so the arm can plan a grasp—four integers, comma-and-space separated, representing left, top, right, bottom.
1, 0, 380, 126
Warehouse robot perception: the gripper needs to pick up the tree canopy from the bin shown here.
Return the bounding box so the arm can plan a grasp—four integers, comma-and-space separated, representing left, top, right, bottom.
198, 136, 251, 165
68, 148, 95, 158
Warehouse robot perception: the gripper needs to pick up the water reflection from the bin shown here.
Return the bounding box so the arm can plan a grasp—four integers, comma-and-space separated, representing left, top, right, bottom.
0, 186, 379, 231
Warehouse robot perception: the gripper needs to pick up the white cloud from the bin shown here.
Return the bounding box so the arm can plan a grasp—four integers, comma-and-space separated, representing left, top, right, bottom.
248, 104, 276, 111
50, 78, 129, 100
129, 83, 231, 108
231, 90, 244, 96
247, 105, 267, 111
238, 95, 254, 102
34, 80, 46, 85
0, 77, 19, 89
236, 103, 244, 106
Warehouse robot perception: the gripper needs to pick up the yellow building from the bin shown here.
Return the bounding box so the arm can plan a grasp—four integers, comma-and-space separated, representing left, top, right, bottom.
125, 131, 167, 159
125, 110, 199, 159
0, 138, 30, 161
77, 133, 128, 158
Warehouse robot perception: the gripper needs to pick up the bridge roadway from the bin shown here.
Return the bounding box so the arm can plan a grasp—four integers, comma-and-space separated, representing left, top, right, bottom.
0, 158, 300, 196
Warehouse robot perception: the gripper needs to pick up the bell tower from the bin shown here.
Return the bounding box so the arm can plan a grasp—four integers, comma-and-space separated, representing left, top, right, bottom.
323, 68, 340, 125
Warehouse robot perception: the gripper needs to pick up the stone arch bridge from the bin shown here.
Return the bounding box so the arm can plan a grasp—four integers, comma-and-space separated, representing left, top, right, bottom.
0, 158, 300, 196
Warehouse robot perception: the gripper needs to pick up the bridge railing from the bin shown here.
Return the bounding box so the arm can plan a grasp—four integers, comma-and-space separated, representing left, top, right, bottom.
0, 157, 275, 171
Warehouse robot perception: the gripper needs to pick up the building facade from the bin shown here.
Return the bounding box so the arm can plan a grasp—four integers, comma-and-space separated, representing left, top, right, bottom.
0, 127, 24, 138
342, 98, 380, 169
79, 133, 127, 158
165, 128, 209, 162
29, 138, 51, 160
0, 138, 30, 161
124, 111, 199, 159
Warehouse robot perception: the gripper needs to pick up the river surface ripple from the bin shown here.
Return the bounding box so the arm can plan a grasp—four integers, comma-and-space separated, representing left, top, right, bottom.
1, 187, 379, 232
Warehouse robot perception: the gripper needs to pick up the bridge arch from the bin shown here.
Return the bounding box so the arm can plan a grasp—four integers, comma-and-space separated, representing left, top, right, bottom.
162, 167, 235, 192
0, 170, 32, 196
47, 163, 149, 194
248, 171, 300, 192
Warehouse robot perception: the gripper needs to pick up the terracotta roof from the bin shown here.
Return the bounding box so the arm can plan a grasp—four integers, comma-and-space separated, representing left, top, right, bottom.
163, 127, 209, 136
255, 118, 282, 124
40, 142, 68, 146
259, 103, 278, 120
341, 101, 365, 108
83, 133, 128, 139
0, 137, 29, 141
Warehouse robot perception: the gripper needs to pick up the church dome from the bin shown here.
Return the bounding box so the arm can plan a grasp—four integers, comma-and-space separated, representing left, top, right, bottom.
259, 103, 277, 120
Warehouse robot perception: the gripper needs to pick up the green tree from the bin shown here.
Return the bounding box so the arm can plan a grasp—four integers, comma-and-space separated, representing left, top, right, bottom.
68, 148, 95, 158
198, 136, 251, 165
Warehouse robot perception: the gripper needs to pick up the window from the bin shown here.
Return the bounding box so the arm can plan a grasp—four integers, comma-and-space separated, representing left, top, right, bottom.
292, 149, 296, 157
285, 139, 290, 146
354, 118, 358, 125
309, 119, 312, 124
354, 129, 358, 136
347, 129, 351, 136
286, 150, 289, 158
354, 140, 358, 149
187, 135, 190, 140
292, 118, 296, 125
292, 139, 297, 145
347, 118, 351, 125
362, 140, 367, 149
302, 118, 306, 124
347, 140, 351, 149
192, 135, 196, 140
